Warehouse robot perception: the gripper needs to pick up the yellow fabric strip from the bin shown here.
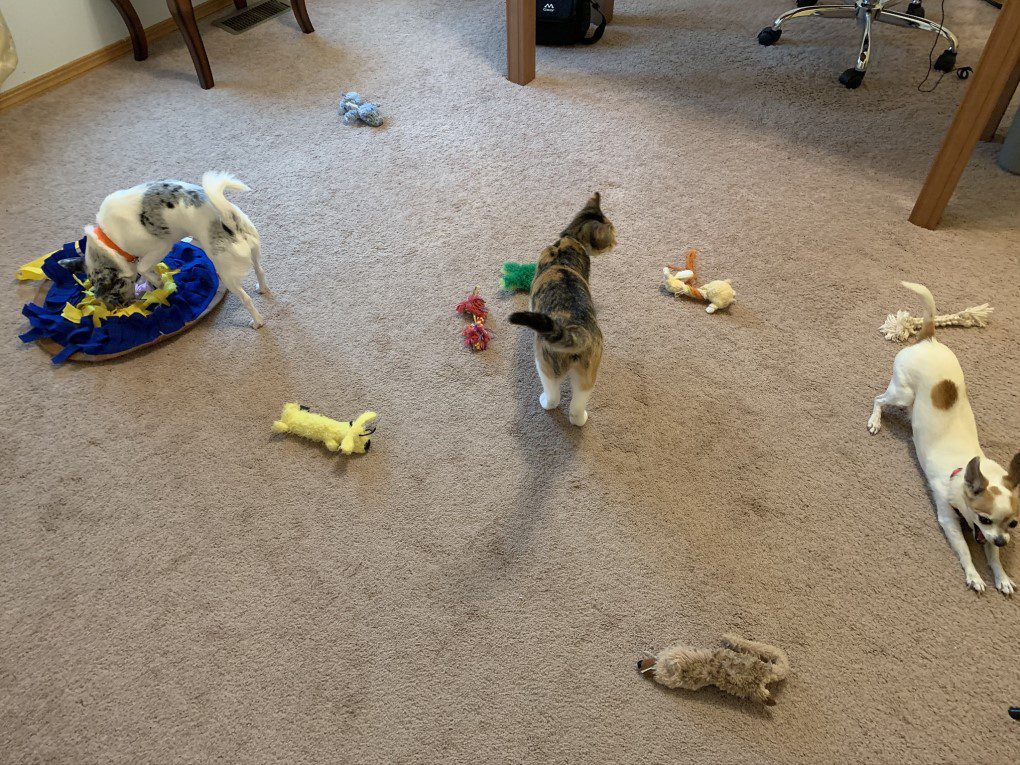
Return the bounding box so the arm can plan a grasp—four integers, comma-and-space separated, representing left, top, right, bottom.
15, 254, 53, 281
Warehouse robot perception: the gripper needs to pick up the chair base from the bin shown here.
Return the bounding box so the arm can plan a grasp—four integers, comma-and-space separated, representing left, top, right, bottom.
758, 0, 959, 88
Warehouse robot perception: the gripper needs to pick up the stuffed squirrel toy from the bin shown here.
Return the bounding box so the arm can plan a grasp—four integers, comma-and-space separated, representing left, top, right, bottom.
663, 249, 735, 314
638, 634, 790, 705
272, 404, 378, 455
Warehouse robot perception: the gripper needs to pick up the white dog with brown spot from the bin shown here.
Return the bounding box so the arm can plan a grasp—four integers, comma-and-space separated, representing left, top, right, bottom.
869, 282, 1020, 595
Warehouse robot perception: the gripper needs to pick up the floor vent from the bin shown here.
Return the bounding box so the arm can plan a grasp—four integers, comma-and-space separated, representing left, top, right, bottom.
213, 1, 291, 35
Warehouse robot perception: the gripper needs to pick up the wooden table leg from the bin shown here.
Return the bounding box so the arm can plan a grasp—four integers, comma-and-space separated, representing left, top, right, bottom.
110, 0, 148, 61
290, 0, 315, 33
601, 0, 614, 23
909, 0, 1020, 229
980, 55, 1020, 141
507, 0, 536, 85
166, 0, 214, 89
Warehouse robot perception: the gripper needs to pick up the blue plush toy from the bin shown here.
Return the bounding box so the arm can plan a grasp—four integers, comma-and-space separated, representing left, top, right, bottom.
338, 91, 384, 127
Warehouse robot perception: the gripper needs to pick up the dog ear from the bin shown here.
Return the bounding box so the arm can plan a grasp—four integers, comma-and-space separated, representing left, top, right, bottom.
1006, 452, 1020, 491
964, 456, 987, 495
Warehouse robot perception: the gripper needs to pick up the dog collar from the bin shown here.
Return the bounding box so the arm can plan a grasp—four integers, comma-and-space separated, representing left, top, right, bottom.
93, 226, 138, 263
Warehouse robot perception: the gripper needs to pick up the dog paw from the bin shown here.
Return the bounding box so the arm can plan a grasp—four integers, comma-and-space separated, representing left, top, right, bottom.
995, 576, 1016, 596
867, 414, 881, 434
257, 285, 270, 296
539, 393, 559, 411
250, 319, 265, 329
965, 570, 987, 593
569, 409, 589, 427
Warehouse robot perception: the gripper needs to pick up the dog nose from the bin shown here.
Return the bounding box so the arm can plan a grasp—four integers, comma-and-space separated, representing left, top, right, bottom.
994, 537, 1007, 547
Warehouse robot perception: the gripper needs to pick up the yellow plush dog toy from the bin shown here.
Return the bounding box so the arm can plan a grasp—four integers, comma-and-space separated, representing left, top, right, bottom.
272, 404, 378, 455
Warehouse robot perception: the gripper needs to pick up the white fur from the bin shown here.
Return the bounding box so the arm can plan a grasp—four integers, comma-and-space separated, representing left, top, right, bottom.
869, 283, 1018, 595
84, 172, 267, 327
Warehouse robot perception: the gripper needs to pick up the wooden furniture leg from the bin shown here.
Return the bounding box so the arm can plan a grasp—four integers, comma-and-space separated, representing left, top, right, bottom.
290, 0, 315, 33
233, 0, 247, 8
909, 0, 1020, 229
110, 0, 148, 61
506, 0, 536, 85
602, 0, 614, 23
980, 56, 1020, 140
166, 0, 214, 89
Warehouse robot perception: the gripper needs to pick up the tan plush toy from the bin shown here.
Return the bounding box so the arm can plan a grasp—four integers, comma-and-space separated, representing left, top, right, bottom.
638, 634, 790, 705
272, 404, 378, 455
663, 249, 735, 314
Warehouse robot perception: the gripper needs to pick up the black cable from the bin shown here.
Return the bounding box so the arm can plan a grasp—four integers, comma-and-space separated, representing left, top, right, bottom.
916, 0, 971, 92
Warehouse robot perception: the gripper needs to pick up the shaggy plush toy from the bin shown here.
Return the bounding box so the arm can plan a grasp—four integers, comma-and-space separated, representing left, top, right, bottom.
272, 404, 378, 455
499, 261, 536, 292
638, 634, 790, 706
338, 91, 384, 127
663, 249, 735, 314
878, 303, 993, 342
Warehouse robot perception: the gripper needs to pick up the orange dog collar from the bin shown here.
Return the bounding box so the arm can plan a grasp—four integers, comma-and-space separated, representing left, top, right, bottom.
93, 226, 138, 263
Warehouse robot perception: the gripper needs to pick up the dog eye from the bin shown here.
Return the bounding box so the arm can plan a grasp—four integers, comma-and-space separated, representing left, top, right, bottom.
1010, 520, 1018, 529
978, 515, 992, 525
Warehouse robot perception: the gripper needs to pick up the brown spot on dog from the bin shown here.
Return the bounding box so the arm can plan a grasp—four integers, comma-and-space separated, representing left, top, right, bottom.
989, 486, 1002, 497
931, 379, 958, 410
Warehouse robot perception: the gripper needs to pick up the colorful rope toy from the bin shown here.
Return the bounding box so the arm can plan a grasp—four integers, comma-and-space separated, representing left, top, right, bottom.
663, 249, 735, 314
456, 287, 491, 351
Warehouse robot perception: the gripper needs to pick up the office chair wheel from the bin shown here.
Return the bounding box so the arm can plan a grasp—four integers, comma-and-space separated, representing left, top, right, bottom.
906, 2, 925, 18
839, 68, 865, 89
934, 49, 957, 72
758, 27, 782, 46
796, 0, 816, 6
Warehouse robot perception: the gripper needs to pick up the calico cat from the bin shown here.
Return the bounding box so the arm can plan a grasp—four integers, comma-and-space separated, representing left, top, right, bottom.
509, 193, 616, 426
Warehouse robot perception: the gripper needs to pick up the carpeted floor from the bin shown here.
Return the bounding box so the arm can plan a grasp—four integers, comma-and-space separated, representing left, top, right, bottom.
1, 1, 1018, 762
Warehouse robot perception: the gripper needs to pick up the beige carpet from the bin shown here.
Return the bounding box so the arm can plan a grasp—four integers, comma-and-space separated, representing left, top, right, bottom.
2, 1, 1019, 762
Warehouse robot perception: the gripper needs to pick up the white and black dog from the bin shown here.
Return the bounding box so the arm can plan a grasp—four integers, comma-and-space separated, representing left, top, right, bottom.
80, 172, 267, 327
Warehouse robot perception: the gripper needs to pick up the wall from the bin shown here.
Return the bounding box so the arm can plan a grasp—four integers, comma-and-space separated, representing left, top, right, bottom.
0, 0, 172, 92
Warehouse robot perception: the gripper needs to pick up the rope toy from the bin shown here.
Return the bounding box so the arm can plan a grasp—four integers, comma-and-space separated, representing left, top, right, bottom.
499, 261, 536, 292
663, 249, 735, 314
638, 634, 790, 706
879, 303, 993, 342
456, 287, 491, 351
272, 404, 378, 455
338, 91, 384, 127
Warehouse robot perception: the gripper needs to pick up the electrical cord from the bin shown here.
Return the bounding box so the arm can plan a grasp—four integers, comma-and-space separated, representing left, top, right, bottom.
916, 0, 973, 92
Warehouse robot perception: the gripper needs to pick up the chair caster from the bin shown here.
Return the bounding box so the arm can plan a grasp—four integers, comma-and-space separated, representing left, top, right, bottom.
934, 49, 957, 72
758, 27, 782, 46
796, 0, 816, 6
839, 68, 865, 89
906, 2, 925, 18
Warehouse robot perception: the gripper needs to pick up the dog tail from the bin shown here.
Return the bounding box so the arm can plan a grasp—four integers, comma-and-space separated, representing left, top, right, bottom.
201, 171, 250, 223
901, 281, 937, 341
508, 311, 589, 351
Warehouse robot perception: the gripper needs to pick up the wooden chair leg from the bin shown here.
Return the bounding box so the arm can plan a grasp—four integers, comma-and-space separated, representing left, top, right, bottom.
980, 55, 1020, 141
507, 0, 536, 85
110, 0, 148, 61
909, 0, 1020, 229
601, 0, 614, 23
291, 0, 314, 33
166, 0, 214, 89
